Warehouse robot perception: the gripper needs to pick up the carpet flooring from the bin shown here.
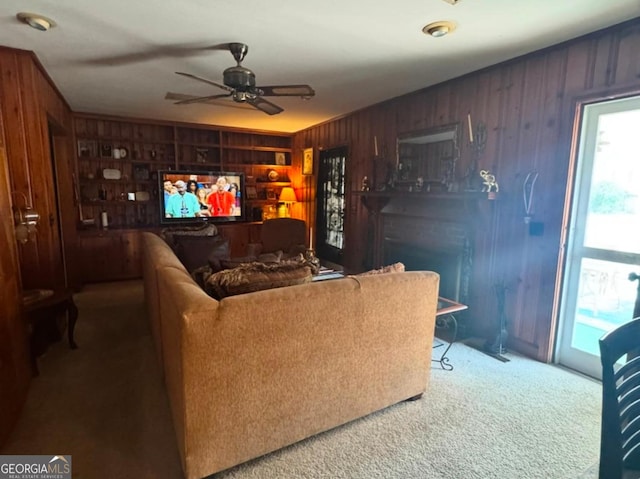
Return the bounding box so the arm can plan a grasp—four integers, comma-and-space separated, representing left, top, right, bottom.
2, 280, 602, 478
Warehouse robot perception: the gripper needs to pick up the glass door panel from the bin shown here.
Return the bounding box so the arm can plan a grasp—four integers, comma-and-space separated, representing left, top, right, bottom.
557, 95, 640, 379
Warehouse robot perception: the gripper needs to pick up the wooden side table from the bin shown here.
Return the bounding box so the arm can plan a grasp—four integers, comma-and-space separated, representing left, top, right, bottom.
23, 289, 78, 376
432, 296, 468, 371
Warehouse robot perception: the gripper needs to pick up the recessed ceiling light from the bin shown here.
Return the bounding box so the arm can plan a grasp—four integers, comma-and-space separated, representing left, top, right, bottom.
422, 21, 456, 38
16, 12, 57, 31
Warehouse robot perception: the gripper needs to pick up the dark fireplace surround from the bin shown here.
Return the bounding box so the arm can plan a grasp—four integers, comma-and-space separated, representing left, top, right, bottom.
361, 192, 479, 306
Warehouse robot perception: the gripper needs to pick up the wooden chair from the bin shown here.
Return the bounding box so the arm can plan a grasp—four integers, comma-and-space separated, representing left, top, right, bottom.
598, 317, 640, 479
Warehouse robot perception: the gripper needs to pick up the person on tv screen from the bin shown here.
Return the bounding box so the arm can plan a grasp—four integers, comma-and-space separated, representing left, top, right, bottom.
163, 180, 174, 208
186, 179, 199, 196
195, 187, 211, 216
207, 177, 235, 216
165, 180, 200, 218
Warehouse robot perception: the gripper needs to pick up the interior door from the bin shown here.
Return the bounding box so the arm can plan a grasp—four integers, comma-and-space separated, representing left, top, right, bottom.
315, 147, 347, 265
556, 95, 640, 379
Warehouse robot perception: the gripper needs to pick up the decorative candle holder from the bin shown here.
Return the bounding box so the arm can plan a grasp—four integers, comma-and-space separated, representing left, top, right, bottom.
304, 248, 321, 275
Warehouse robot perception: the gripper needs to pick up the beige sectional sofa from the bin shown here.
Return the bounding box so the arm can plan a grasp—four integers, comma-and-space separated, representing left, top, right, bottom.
141, 231, 440, 479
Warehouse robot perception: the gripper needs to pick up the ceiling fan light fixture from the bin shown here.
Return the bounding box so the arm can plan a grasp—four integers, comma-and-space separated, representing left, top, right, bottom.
16, 12, 56, 31
423, 21, 456, 38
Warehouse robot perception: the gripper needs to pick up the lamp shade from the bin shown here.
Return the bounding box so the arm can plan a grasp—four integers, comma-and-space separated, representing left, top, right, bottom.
279, 187, 297, 203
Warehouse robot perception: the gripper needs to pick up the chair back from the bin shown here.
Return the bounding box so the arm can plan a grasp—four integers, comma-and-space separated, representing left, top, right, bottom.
599, 317, 640, 479
261, 218, 306, 254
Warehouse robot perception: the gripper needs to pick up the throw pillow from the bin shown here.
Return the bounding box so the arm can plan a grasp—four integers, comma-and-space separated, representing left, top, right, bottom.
358, 262, 405, 275
204, 261, 312, 299
173, 235, 230, 273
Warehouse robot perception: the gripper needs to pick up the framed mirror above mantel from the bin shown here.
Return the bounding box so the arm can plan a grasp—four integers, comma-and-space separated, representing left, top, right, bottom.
396, 122, 460, 192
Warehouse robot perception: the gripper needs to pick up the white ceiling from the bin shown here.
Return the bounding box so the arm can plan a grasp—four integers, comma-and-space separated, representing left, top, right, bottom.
1, 1, 638, 133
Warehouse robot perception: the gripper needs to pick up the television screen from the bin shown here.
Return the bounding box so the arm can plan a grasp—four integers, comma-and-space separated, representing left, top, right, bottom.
159, 170, 245, 225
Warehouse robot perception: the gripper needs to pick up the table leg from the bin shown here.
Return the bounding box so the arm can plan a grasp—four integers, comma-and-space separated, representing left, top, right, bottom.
432, 314, 458, 371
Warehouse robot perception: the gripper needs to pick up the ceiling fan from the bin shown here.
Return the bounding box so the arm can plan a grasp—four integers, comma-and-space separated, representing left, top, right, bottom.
167, 42, 315, 115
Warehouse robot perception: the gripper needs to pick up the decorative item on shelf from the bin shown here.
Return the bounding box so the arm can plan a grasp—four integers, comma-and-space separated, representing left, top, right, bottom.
361, 176, 370, 191
480, 169, 499, 199
262, 204, 277, 220
101, 210, 109, 229
119, 147, 128, 159
196, 148, 208, 163
113, 148, 121, 159
11, 191, 40, 244
102, 168, 121, 180
267, 169, 279, 182
275, 152, 286, 165
133, 165, 150, 181
135, 191, 150, 202
415, 176, 424, 192
302, 147, 313, 176
266, 189, 277, 201
246, 186, 258, 199
278, 187, 297, 217
100, 143, 112, 158
77, 139, 97, 157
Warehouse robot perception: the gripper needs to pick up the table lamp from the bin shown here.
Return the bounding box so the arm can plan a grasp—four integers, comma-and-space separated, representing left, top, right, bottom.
278, 187, 297, 217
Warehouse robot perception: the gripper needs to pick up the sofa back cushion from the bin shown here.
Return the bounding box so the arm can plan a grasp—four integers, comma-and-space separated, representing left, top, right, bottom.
172, 235, 230, 273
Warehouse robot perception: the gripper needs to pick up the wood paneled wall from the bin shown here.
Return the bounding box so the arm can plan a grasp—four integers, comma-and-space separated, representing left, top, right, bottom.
0, 47, 74, 446
293, 18, 640, 361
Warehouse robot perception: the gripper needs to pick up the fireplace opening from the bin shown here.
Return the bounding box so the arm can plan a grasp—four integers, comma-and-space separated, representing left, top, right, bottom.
384, 239, 463, 302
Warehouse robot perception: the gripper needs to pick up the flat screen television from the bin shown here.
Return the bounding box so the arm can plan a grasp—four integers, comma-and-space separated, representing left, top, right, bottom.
158, 170, 245, 225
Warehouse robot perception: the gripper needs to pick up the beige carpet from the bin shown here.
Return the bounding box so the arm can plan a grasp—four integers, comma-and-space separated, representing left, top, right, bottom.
2, 280, 602, 479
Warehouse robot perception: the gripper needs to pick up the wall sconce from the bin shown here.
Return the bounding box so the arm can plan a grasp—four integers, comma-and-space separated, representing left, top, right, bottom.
278, 187, 297, 218
12, 192, 40, 244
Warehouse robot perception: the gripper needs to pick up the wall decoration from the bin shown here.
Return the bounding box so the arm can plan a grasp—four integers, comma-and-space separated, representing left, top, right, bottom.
303, 147, 314, 175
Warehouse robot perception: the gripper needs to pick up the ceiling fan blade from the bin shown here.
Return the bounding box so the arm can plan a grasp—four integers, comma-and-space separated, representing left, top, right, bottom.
258, 85, 315, 97
174, 93, 232, 105
165, 92, 251, 110
246, 97, 284, 115
77, 43, 231, 66
175, 72, 233, 92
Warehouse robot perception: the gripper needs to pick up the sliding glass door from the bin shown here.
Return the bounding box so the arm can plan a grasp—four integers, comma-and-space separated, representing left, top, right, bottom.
556, 95, 640, 379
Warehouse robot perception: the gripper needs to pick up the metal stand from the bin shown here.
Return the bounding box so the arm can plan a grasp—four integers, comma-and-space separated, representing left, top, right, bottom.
483, 282, 510, 362
432, 314, 458, 371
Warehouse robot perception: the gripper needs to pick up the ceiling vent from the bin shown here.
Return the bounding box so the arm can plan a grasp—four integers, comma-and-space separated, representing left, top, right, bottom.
441, 0, 461, 4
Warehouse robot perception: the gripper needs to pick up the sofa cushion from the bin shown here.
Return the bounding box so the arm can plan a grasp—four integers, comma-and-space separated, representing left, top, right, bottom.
204, 260, 312, 299
173, 234, 230, 273
359, 262, 405, 275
